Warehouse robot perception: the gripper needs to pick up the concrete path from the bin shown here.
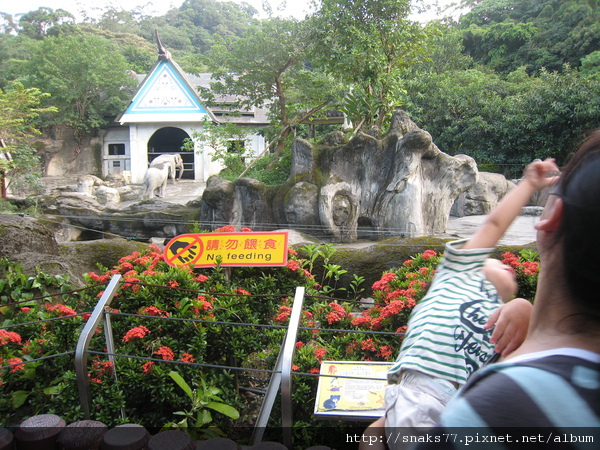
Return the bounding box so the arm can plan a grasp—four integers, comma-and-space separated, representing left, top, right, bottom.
441, 214, 539, 246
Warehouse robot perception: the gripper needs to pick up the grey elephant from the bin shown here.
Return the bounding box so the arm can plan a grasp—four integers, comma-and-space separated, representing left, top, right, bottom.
141, 163, 170, 200
149, 153, 184, 183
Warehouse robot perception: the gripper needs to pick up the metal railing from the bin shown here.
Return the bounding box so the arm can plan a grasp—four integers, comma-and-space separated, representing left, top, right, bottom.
73, 274, 305, 449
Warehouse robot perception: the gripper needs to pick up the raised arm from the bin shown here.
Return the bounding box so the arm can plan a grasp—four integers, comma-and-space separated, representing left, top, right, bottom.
462, 159, 559, 250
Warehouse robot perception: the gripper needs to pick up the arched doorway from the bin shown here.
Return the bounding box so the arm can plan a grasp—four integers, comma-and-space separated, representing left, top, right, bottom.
147, 127, 194, 180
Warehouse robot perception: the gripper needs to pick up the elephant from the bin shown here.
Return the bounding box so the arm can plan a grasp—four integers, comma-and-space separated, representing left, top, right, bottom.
149, 153, 184, 183
141, 163, 170, 200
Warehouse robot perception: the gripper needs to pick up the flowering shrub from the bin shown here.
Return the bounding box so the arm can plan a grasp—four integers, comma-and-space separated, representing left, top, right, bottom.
501, 249, 540, 301
0, 242, 540, 445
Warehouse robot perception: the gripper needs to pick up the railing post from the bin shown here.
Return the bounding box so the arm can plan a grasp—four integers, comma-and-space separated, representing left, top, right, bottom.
251, 286, 305, 449
74, 275, 122, 419
280, 286, 304, 448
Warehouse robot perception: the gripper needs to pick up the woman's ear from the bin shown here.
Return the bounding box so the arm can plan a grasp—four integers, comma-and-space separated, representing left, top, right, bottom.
535, 197, 564, 232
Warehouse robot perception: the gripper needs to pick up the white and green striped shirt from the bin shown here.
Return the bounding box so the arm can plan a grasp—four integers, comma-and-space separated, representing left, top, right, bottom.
388, 239, 501, 386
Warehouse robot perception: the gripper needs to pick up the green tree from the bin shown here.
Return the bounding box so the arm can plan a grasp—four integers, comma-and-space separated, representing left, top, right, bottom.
0, 82, 56, 198
459, 0, 600, 74
22, 33, 138, 143
135, 0, 257, 57
204, 18, 341, 152
17, 7, 75, 39
501, 65, 600, 165
310, 0, 429, 131
63, 24, 156, 74
184, 118, 255, 179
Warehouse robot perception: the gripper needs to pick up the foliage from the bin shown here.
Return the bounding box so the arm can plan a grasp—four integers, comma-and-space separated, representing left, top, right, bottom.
17, 7, 75, 39
241, 146, 292, 185
459, 0, 600, 74
20, 33, 138, 141
402, 63, 600, 170
184, 118, 256, 180
203, 18, 341, 152
165, 370, 240, 439
0, 82, 56, 195
310, 0, 429, 131
500, 249, 540, 302
0, 258, 82, 423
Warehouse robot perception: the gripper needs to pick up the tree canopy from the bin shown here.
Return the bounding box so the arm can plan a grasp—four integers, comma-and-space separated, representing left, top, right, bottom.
0, 0, 600, 172
0, 81, 56, 197
20, 33, 138, 141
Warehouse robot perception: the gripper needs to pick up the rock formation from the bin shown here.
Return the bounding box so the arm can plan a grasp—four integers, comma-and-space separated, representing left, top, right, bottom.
36, 110, 482, 243
0, 214, 148, 287
200, 110, 478, 241
451, 172, 517, 217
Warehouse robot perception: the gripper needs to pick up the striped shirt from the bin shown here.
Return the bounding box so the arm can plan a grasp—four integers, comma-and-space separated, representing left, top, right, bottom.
413, 349, 600, 449
388, 240, 502, 385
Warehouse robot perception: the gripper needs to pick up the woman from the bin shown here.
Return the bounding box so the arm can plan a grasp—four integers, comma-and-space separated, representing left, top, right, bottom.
409, 132, 600, 448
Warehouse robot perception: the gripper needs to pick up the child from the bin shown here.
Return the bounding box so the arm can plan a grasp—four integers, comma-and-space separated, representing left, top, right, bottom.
360, 158, 559, 450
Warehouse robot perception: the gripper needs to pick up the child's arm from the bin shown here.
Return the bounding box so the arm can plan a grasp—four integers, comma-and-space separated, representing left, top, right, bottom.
462, 159, 559, 250
484, 298, 533, 357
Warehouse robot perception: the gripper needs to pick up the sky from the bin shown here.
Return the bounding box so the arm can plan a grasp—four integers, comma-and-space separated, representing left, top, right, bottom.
1, 0, 316, 20
1, 0, 456, 22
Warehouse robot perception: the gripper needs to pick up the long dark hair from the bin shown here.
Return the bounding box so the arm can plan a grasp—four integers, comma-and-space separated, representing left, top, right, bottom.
554, 130, 600, 319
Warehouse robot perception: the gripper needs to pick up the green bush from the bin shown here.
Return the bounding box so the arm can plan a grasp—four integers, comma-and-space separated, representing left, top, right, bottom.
0, 239, 540, 445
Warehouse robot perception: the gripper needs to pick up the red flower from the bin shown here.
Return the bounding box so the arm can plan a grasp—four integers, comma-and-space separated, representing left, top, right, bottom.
351, 311, 373, 327
241, 227, 253, 232
309, 367, 320, 374
20, 307, 31, 314
236, 287, 251, 296
215, 225, 235, 233
396, 325, 407, 335
123, 277, 141, 292
361, 338, 377, 352
168, 280, 179, 288
0, 330, 22, 346
119, 262, 134, 271
300, 269, 314, 279
286, 260, 300, 271
326, 302, 347, 324
372, 272, 397, 292
180, 353, 195, 363
140, 306, 169, 317
295, 341, 305, 349
194, 274, 210, 283
377, 345, 394, 359
196, 296, 212, 310
45, 304, 77, 317
274, 306, 292, 323
7, 358, 24, 372
142, 361, 154, 374
122, 326, 151, 342
346, 340, 360, 354
314, 348, 326, 360
422, 250, 438, 260
154, 346, 175, 361
292, 365, 300, 371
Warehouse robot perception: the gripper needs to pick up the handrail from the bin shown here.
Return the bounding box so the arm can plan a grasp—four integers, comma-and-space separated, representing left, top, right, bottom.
280, 286, 305, 449
74, 274, 122, 419
251, 286, 305, 449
